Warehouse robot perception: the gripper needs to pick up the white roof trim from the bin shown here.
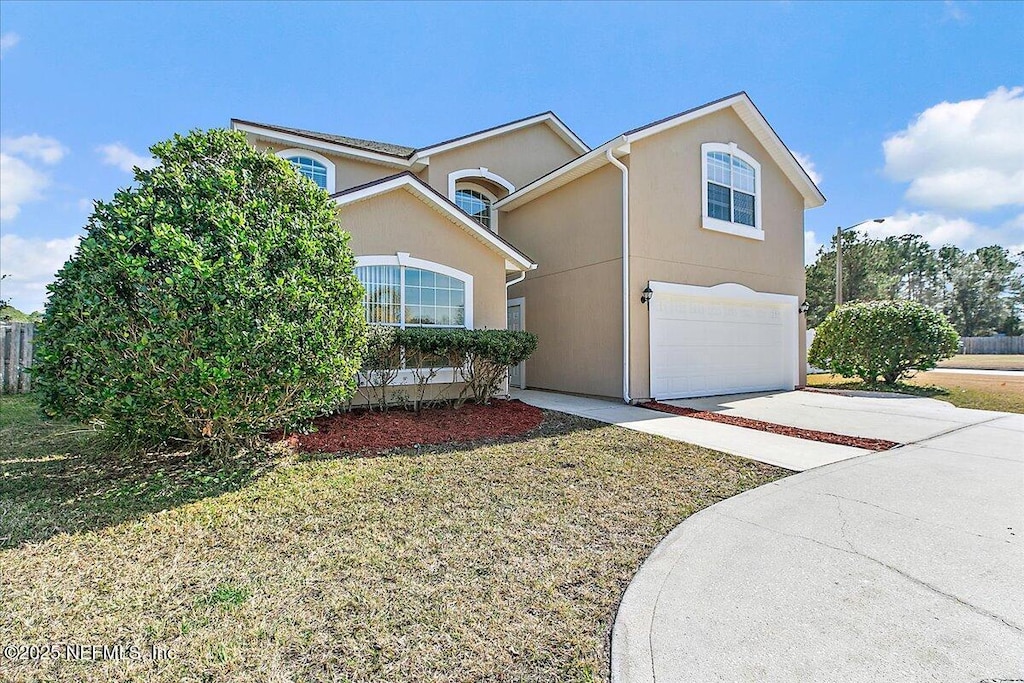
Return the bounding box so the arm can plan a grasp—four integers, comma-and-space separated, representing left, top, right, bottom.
412, 113, 589, 162
231, 121, 417, 169
333, 175, 537, 272
497, 93, 826, 211
494, 138, 625, 211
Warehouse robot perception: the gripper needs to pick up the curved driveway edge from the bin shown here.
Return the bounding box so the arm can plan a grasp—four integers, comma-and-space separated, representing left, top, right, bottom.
612, 412, 1024, 682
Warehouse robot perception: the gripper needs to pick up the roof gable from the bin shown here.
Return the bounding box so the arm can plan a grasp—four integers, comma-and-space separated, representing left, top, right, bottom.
496, 92, 826, 211
332, 172, 536, 272
413, 112, 589, 160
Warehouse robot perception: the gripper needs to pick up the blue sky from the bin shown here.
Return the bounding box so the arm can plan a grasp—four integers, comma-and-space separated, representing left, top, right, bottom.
1, 0, 1022, 312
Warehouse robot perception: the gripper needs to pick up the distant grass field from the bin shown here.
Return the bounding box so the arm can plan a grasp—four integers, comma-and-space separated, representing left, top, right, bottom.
937, 354, 1024, 371
807, 370, 1024, 413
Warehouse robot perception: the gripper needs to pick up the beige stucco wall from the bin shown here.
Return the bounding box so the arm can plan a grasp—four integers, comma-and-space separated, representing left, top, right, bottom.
626, 106, 808, 399
501, 164, 624, 397
424, 123, 581, 197
247, 136, 404, 193
338, 188, 508, 331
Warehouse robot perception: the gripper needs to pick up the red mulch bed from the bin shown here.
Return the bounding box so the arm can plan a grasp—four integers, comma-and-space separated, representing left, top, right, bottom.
639, 401, 898, 451
282, 399, 545, 454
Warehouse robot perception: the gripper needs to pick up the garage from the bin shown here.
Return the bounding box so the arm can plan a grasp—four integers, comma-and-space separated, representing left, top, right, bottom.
648, 281, 799, 399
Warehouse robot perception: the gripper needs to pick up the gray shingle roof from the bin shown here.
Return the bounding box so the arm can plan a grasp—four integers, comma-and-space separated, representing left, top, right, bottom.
232, 119, 417, 158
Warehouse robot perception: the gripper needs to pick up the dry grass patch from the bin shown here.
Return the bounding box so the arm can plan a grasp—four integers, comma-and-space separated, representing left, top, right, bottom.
936, 354, 1024, 371
0, 395, 786, 682
806, 372, 1024, 413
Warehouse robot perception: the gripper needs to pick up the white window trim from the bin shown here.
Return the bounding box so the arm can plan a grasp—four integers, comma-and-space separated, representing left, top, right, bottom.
448, 168, 513, 233
447, 167, 515, 199
701, 142, 763, 241
276, 148, 336, 193
355, 253, 474, 329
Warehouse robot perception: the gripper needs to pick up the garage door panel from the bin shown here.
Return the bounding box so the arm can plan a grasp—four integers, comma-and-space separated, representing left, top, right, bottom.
649, 283, 798, 400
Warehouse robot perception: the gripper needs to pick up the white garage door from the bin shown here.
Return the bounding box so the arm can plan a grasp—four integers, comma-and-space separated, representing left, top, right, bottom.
648, 282, 799, 400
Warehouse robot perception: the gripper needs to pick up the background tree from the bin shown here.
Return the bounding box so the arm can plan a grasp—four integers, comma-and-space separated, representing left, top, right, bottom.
939, 245, 1022, 337
806, 231, 1022, 336
33, 129, 366, 451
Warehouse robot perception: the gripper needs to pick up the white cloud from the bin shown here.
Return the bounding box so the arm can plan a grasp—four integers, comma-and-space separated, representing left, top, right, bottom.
0, 135, 68, 221
804, 230, 823, 265
97, 143, 157, 173
0, 154, 49, 221
1, 134, 67, 164
0, 32, 19, 57
865, 212, 980, 246
0, 233, 81, 312
883, 86, 1024, 211
793, 151, 822, 186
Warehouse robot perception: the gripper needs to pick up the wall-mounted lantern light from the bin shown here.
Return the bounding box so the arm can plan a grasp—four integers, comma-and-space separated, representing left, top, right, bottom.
798, 300, 810, 314
641, 286, 654, 305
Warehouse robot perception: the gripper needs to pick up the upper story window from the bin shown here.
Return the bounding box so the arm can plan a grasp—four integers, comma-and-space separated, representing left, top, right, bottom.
287, 156, 328, 189
454, 188, 492, 230
701, 142, 763, 240
356, 259, 470, 329
276, 148, 335, 192
447, 169, 514, 233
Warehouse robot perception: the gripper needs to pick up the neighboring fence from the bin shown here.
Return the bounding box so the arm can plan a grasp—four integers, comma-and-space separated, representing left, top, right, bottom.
961, 335, 1024, 355
0, 322, 35, 394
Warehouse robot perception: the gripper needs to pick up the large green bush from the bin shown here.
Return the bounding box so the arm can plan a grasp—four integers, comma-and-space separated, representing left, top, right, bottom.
808, 300, 959, 385
34, 129, 366, 450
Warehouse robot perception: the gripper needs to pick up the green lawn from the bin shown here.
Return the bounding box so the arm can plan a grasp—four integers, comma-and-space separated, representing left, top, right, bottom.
806, 371, 1024, 413
0, 395, 786, 682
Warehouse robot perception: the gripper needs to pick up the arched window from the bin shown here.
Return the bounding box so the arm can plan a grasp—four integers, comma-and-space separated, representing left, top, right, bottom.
276, 148, 335, 191
701, 142, 762, 238
355, 256, 472, 329
287, 156, 328, 189
454, 187, 492, 230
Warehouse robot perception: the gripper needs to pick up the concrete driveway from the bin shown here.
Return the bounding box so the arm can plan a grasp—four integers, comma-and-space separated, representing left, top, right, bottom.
612, 407, 1024, 681
664, 388, 1001, 443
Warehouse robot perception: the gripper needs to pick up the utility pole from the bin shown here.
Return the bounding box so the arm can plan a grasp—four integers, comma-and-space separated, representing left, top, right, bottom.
835, 225, 843, 308
834, 218, 886, 310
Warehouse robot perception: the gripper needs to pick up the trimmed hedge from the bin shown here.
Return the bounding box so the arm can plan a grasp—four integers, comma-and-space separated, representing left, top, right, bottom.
809, 300, 959, 385
359, 326, 538, 409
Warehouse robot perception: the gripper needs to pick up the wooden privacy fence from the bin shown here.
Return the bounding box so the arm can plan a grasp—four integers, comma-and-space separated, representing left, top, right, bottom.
1, 322, 35, 394
961, 336, 1024, 354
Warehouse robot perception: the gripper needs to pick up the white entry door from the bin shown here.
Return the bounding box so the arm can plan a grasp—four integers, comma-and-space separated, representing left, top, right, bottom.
648, 282, 799, 399
507, 298, 525, 389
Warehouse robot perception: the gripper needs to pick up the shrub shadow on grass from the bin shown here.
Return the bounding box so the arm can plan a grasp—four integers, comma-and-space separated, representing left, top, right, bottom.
0, 396, 282, 549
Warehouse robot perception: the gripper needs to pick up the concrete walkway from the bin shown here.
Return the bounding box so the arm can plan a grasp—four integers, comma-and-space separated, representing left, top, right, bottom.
512, 389, 870, 471
611, 412, 1024, 682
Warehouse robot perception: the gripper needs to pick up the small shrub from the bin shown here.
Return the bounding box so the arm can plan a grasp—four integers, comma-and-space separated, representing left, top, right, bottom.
355, 328, 538, 409
33, 129, 366, 450
357, 325, 402, 410
453, 329, 538, 405
809, 300, 959, 385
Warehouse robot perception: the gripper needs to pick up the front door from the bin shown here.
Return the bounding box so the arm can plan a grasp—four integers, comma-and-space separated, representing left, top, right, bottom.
507, 298, 524, 389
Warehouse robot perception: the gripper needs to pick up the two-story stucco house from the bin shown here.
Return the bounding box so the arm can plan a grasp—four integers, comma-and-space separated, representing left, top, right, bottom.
231, 91, 825, 403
